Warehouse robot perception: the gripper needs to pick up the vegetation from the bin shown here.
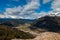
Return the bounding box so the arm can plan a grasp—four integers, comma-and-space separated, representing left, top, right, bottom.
30, 16, 60, 33
0, 25, 35, 40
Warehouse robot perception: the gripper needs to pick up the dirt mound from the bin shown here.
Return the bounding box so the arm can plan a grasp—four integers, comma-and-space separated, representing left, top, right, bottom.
34, 32, 60, 40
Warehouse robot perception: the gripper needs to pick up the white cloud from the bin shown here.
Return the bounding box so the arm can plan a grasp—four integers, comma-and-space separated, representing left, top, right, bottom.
0, 14, 6, 18
3, 0, 41, 19
3, 0, 50, 19
1, 0, 60, 19
21, 0, 40, 14
38, 12, 47, 17
18, 12, 47, 19
19, 0, 40, 19
46, 8, 60, 17
52, 0, 60, 9
5, 6, 22, 15
4, 0, 60, 19
48, 0, 60, 16
43, 0, 51, 4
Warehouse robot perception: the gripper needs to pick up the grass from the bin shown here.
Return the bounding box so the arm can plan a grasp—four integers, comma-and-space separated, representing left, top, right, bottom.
0, 25, 35, 40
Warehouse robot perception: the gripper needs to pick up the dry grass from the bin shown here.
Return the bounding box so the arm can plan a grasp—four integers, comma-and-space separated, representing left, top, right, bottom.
12, 32, 60, 40
15, 23, 39, 36
34, 32, 60, 40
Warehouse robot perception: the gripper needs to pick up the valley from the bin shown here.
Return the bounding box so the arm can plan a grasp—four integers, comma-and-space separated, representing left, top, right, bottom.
0, 15, 60, 40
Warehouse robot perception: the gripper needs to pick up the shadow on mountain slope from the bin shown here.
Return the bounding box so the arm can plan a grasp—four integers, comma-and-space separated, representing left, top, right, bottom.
30, 16, 60, 33
0, 19, 34, 27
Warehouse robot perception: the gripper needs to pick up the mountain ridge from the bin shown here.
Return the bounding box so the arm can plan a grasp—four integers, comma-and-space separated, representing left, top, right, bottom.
30, 15, 60, 33
0, 18, 35, 27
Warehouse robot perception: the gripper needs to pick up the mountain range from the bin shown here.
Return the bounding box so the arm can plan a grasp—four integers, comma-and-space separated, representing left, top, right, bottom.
30, 15, 60, 32
0, 13, 60, 40
0, 18, 35, 27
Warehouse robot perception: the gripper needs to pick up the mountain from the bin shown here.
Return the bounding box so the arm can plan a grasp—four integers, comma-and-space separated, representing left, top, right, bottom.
0, 25, 35, 40
30, 16, 60, 32
0, 18, 35, 27
48, 10, 60, 16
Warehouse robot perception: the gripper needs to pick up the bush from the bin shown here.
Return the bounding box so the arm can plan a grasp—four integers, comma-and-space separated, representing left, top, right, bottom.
0, 25, 35, 40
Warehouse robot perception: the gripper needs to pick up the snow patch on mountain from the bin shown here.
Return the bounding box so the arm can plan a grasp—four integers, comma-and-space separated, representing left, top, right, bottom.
48, 8, 60, 16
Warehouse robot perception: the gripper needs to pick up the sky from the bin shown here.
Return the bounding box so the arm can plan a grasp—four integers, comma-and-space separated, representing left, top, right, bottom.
0, 0, 60, 19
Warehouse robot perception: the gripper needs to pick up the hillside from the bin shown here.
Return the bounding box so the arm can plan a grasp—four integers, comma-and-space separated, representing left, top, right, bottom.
30, 16, 60, 33
34, 32, 60, 40
0, 18, 34, 27
12, 15, 60, 40
0, 16, 60, 40
0, 25, 35, 40
15, 16, 60, 36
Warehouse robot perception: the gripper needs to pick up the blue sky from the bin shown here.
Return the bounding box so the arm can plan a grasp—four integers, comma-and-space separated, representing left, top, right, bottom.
0, 0, 27, 12
0, 0, 60, 19
0, 0, 53, 12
